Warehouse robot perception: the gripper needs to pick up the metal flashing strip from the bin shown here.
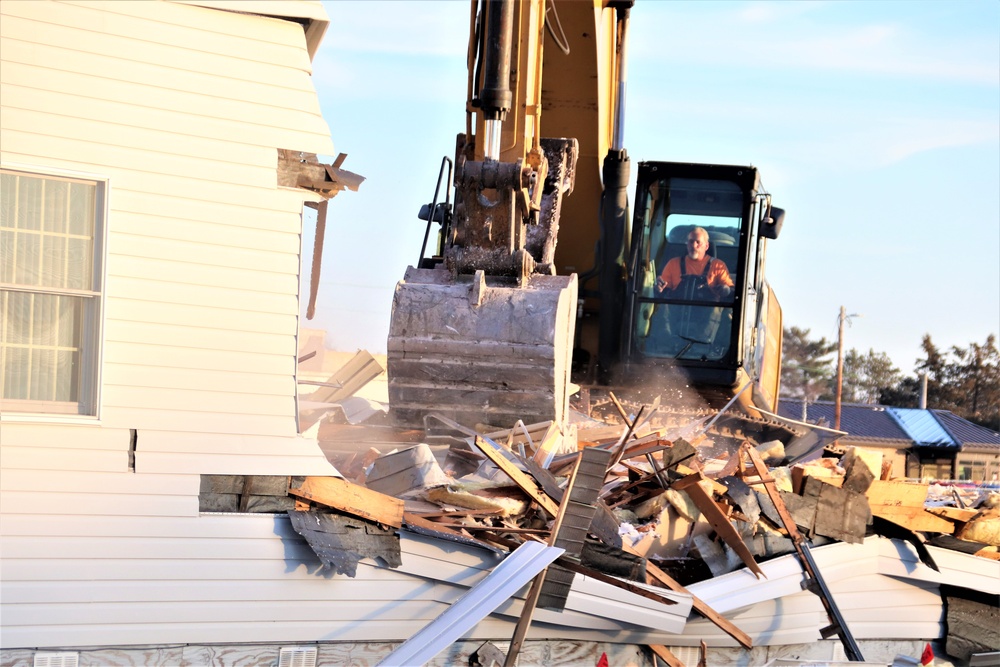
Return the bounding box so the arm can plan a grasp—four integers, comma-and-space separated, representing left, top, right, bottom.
375, 541, 565, 667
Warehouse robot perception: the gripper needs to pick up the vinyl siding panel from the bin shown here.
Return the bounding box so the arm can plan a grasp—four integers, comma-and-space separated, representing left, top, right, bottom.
1, 0, 344, 652
104, 319, 294, 357
0, 491, 198, 517
1, 108, 271, 186
101, 386, 293, 418
103, 363, 293, 397
112, 232, 300, 276
0, 470, 197, 496
136, 452, 335, 475
108, 276, 298, 318
0, 514, 449, 647
0, 423, 130, 450
106, 200, 303, 250
103, 341, 293, 376
98, 407, 294, 439
0, 58, 326, 149
0, 446, 128, 473
0, 515, 691, 649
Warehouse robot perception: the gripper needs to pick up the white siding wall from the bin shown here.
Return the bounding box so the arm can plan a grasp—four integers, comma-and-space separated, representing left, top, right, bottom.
1, 0, 340, 652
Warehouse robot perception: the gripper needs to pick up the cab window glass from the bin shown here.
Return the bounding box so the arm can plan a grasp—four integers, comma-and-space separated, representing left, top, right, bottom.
635, 177, 742, 362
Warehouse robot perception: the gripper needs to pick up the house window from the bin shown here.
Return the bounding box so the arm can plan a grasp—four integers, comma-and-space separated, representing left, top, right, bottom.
1, 168, 105, 416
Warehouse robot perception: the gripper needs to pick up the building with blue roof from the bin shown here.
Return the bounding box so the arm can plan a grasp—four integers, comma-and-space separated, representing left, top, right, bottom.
777, 399, 1000, 482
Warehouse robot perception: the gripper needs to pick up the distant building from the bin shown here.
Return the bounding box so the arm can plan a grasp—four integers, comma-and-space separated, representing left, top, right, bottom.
777, 399, 1000, 482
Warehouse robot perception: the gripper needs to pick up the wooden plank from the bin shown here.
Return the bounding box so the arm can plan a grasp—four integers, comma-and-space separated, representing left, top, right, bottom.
288, 476, 403, 528
867, 479, 954, 532
504, 448, 621, 666
866, 480, 929, 508
537, 447, 615, 610
472, 436, 560, 518
672, 472, 765, 579
926, 507, 978, 522
648, 645, 686, 667
874, 507, 957, 533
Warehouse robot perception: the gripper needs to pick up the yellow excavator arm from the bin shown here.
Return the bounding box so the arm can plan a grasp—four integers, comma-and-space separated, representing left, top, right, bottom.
388, 0, 789, 437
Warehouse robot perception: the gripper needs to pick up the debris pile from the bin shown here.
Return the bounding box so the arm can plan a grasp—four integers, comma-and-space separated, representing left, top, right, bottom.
274, 357, 1000, 665
278, 390, 1000, 666
321, 404, 999, 584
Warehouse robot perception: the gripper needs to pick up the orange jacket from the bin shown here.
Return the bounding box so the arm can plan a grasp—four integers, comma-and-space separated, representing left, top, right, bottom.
659, 255, 733, 290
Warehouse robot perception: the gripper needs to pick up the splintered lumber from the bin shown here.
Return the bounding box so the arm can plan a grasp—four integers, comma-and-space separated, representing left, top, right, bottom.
743, 444, 865, 662
866, 480, 957, 533
538, 446, 615, 610
672, 472, 765, 579
472, 436, 560, 518
638, 559, 753, 650
478, 434, 753, 652
927, 506, 979, 523
477, 441, 752, 650
288, 476, 403, 528
504, 451, 602, 667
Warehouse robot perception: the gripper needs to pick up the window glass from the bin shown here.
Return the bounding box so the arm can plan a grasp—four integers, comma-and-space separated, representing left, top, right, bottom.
634, 177, 743, 362
1, 169, 102, 415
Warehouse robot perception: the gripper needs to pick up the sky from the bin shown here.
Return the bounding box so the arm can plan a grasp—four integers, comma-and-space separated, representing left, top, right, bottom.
304, 0, 1000, 377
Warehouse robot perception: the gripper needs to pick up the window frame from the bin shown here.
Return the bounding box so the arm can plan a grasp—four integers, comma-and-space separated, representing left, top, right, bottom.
1, 164, 108, 419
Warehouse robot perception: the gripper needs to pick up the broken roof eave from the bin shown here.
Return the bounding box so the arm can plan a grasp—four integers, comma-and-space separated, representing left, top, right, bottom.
171, 0, 330, 59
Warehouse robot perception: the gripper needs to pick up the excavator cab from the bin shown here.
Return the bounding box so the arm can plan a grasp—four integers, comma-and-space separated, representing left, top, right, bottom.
621, 161, 785, 412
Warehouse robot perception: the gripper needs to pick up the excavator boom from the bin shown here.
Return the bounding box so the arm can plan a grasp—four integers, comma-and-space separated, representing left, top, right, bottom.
387, 1, 791, 440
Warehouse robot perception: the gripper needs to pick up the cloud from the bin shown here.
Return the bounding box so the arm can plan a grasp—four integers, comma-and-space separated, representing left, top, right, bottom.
632, 2, 1000, 87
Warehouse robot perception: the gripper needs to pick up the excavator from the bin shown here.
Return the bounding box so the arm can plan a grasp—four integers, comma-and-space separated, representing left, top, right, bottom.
386, 0, 807, 449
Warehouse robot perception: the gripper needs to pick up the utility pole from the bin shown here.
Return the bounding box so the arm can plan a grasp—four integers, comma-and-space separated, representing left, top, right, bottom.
835, 306, 861, 431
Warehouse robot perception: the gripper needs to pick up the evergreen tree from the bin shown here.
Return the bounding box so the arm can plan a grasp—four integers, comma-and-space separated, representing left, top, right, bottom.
879, 334, 1000, 430
780, 327, 835, 414
841, 348, 901, 404
947, 335, 1000, 430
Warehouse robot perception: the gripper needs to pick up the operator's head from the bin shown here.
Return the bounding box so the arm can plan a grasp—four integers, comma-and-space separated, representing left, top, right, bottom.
686, 227, 710, 260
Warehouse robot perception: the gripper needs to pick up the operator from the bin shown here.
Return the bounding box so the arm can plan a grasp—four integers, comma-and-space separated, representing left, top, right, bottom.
656, 226, 733, 301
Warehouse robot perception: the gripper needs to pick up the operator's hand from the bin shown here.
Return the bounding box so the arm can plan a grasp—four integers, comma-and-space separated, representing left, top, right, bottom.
656, 277, 667, 293
718, 285, 733, 299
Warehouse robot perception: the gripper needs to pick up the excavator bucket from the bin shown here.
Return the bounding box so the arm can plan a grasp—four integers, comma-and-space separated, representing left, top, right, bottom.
387, 267, 578, 430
